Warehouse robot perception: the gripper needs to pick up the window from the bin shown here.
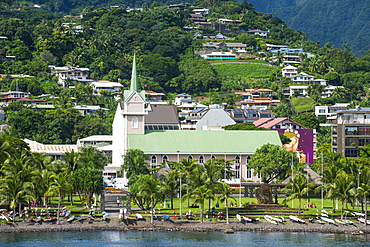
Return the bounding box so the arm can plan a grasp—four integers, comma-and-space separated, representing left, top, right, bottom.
187, 155, 193, 161
345, 149, 359, 158
211, 155, 216, 159
151, 155, 157, 169
319, 109, 326, 114
162, 155, 168, 164
198, 155, 204, 164
246, 168, 252, 179
132, 117, 138, 128
234, 156, 240, 179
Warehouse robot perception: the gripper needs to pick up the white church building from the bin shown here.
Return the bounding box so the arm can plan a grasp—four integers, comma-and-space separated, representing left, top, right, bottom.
108, 56, 282, 188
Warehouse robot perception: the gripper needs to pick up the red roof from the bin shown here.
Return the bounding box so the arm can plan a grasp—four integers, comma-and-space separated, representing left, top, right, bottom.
260, 118, 288, 129
145, 90, 165, 96
253, 118, 272, 127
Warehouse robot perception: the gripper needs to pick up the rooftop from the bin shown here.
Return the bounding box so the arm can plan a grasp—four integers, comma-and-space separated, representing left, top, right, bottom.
128, 130, 281, 154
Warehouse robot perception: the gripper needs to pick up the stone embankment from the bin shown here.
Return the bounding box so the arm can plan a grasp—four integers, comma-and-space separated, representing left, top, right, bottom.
1, 219, 369, 234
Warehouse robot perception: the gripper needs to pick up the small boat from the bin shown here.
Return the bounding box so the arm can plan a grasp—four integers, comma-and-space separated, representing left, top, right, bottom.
64, 210, 71, 217
67, 215, 75, 222
342, 219, 354, 225
162, 214, 171, 221
334, 219, 346, 225
264, 215, 278, 225
289, 215, 305, 223
316, 219, 325, 224
358, 218, 370, 224
321, 216, 335, 224
243, 216, 252, 222
352, 212, 365, 217
136, 213, 145, 221
0, 214, 10, 222
351, 230, 364, 235
77, 214, 85, 221
236, 214, 242, 222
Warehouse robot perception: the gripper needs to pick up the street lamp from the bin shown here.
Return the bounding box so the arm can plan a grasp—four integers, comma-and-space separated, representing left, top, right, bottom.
177, 151, 182, 216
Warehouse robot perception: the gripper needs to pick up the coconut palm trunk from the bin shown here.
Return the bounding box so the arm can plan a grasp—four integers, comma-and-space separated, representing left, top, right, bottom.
365, 195, 368, 226
225, 197, 229, 224
200, 200, 204, 223
57, 193, 61, 224
150, 196, 154, 224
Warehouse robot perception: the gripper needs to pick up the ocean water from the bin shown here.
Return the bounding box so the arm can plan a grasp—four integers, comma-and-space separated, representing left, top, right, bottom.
0, 231, 368, 247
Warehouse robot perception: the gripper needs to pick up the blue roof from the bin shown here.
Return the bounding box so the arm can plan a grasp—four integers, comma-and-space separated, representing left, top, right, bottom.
232, 109, 243, 113
246, 109, 256, 113
191, 108, 205, 113
175, 93, 192, 97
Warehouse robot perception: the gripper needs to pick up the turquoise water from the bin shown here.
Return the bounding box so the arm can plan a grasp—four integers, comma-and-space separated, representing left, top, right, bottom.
0, 231, 369, 247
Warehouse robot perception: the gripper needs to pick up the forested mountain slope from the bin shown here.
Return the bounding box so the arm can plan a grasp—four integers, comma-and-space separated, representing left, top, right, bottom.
247, 0, 370, 56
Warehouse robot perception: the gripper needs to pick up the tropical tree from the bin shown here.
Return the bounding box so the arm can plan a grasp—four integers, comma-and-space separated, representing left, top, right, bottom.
217, 182, 235, 224
248, 144, 299, 183
0, 178, 33, 221
49, 172, 71, 224
326, 172, 355, 219
183, 185, 214, 223
161, 169, 179, 210
136, 174, 165, 224
121, 149, 150, 185
283, 172, 314, 215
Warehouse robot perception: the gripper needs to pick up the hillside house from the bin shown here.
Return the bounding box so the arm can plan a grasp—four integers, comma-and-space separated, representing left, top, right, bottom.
49, 65, 93, 87
246, 29, 268, 38
90, 81, 123, 94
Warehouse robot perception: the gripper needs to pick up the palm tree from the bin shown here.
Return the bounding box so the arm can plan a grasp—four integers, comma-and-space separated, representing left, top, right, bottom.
358, 167, 370, 225
218, 182, 235, 224
122, 149, 150, 184
183, 185, 214, 223
49, 172, 71, 224
63, 150, 80, 173
38, 169, 56, 215
161, 169, 179, 210
283, 172, 314, 216
137, 175, 164, 224
326, 172, 355, 219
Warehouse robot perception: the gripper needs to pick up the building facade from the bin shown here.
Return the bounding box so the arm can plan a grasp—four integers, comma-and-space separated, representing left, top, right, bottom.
332, 107, 370, 157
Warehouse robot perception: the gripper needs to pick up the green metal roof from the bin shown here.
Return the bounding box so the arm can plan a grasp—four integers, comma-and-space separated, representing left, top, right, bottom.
128, 130, 281, 154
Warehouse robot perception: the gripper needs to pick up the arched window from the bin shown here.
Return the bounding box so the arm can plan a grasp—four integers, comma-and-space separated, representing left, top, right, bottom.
162, 155, 168, 164
187, 155, 193, 161
211, 155, 216, 159
198, 155, 204, 164
246, 156, 252, 179
234, 155, 240, 179
151, 155, 157, 169
132, 116, 138, 128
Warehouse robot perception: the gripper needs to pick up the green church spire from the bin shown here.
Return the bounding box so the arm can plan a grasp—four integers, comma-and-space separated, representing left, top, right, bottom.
130, 54, 138, 92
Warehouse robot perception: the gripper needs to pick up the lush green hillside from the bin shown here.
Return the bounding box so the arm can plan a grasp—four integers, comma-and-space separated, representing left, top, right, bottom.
291, 97, 314, 113
212, 63, 274, 79
247, 0, 370, 56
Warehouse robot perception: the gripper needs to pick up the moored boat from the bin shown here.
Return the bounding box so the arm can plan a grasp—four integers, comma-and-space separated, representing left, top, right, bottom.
334, 219, 346, 225
67, 215, 75, 222
358, 218, 370, 224
321, 216, 335, 224
289, 215, 305, 223
264, 215, 278, 224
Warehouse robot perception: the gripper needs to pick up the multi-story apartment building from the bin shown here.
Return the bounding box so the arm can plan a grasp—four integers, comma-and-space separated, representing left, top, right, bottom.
332, 107, 370, 157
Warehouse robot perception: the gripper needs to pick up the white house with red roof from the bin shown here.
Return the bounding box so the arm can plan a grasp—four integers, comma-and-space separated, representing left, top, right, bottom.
246, 29, 268, 38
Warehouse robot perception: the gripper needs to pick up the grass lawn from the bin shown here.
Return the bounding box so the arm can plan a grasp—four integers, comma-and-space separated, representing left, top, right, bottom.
212, 63, 275, 79
290, 97, 314, 113
133, 197, 367, 221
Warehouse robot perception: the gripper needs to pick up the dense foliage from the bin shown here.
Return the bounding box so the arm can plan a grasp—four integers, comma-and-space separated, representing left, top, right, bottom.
247, 0, 370, 57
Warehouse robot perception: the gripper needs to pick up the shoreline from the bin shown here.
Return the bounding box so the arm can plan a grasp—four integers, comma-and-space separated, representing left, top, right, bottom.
0, 220, 369, 235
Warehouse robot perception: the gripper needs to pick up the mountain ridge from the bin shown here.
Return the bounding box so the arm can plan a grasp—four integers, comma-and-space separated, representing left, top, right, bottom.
247, 0, 370, 56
